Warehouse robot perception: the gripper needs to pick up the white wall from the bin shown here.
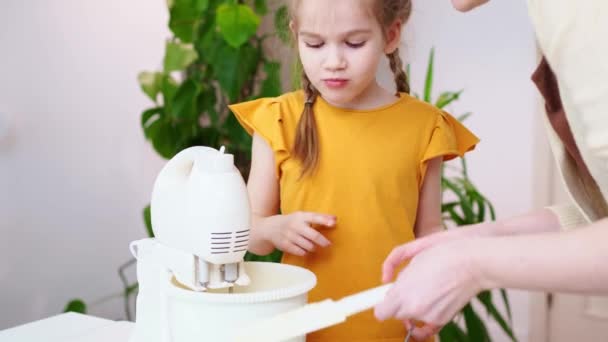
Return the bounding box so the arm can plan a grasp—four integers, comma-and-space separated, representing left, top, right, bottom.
1, 0, 539, 340
0, 0, 168, 329
378, 1, 538, 341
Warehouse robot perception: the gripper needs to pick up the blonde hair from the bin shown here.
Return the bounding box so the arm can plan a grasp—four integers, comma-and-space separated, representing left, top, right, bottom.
290, 0, 412, 177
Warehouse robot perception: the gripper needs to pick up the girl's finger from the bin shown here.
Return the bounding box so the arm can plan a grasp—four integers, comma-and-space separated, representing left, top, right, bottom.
281, 242, 307, 256
291, 234, 316, 252
299, 225, 331, 247
300, 212, 336, 227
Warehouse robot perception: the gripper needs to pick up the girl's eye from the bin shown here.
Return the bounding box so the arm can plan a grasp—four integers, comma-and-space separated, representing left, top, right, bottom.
346, 41, 366, 48
305, 42, 324, 48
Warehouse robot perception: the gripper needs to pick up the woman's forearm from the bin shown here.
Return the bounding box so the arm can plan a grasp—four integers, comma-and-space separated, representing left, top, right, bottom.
469, 208, 562, 237
470, 218, 608, 294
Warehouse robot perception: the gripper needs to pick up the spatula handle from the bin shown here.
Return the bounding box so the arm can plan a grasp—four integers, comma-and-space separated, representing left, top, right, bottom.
336, 283, 393, 317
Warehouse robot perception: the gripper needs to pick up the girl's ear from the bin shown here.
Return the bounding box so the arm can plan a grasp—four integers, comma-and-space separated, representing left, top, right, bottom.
383, 20, 403, 54
289, 20, 297, 38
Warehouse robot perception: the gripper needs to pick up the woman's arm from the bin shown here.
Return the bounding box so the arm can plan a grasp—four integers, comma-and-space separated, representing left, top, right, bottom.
412, 156, 563, 240
383, 191, 563, 282
474, 218, 608, 293
376, 218, 608, 341
469, 207, 562, 237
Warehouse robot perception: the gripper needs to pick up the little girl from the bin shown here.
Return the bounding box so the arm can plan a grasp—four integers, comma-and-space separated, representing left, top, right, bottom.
229, 0, 478, 340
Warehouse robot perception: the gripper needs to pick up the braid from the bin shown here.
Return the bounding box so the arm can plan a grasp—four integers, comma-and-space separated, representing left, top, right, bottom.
302, 70, 318, 104
293, 70, 320, 177
387, 49, 410, 94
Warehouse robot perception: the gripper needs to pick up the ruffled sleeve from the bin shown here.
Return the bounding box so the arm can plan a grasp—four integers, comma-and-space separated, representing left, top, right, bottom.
229, 98, 289, 178
420, 111, 479, 177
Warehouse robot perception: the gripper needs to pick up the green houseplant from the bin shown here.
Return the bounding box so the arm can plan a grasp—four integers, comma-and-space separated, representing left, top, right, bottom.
63, 0, 287, 320
138, 0, 288, 178
64, 2, 516, 340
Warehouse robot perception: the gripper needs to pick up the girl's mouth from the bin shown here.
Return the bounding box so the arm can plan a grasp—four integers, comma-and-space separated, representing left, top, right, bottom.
323, 78, 349, 88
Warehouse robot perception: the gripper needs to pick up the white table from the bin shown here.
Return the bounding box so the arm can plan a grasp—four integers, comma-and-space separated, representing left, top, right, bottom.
0, 313, 134, 342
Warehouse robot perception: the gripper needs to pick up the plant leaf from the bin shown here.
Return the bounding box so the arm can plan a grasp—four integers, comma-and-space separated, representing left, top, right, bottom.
439, 321, 469, 342
488, 200, 497, 220
442, 177, 474, 224
254, 0, 268, 15
138, 71, 164, 102
458, 112, 472, 122
274, 5, 290, 44
216, 3, 260, 48
444, 205, 466, 225
223, 113, 252, 150
161, 74, 179, 107
164, 41, 198, 72
169, 0, 208, 12
63, 299, 87, 314
477, 291, 517, 341
126, 283, 139, 296
145, 118, 181, 159
501, 288, 513, 322
168, 0, 208, 42
198, 86, 219, 126
436, 90, 463, 109
143, 205, 154, 237
245, 249, 282, 262
141, 107, 164, 136
210, 41, 260, 102
441, 201, 460, 213
259, 61, 282, 97
170, 79, 201, 120
198, 126, 222, 148
463, 304, 491, 342
424, 47, 435, 103
473, 192, 487, 223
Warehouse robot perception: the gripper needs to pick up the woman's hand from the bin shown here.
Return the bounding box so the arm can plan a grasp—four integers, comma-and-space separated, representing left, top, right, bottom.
375, 238, 483, 340
450, 0, 490, 12
259, 211, 336, 256
382, 227, 474, 282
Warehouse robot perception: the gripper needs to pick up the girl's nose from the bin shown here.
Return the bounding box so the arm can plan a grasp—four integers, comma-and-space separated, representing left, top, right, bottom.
323, 46, 347, 71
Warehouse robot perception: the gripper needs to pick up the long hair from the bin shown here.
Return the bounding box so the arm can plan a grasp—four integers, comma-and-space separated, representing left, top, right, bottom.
290, 0, 413, 177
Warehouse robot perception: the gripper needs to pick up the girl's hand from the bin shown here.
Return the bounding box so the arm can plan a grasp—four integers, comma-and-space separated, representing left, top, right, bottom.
261, 211, 336, 256
375, 239, 483, 340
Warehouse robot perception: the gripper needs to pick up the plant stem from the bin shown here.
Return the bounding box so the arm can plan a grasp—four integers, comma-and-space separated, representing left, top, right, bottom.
118, 258, 137, 321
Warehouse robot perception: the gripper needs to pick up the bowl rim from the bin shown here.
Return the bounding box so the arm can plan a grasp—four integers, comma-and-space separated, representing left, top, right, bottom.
166, 261, 317, 303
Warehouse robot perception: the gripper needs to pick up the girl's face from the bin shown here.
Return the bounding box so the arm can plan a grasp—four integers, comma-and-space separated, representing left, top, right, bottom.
293, 0, 396, 107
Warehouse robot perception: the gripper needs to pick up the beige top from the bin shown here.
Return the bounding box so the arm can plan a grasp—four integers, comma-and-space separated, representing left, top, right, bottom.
527, 0, 608, 229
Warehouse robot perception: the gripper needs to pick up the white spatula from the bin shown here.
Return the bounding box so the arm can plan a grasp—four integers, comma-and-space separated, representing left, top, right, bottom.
233, 283, 393, 342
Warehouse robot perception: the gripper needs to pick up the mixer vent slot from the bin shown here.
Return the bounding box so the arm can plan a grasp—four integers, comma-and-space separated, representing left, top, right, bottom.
210, 229, 250, 254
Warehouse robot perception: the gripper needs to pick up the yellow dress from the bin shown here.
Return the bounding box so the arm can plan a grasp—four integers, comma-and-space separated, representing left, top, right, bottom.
229, 91, 478, 341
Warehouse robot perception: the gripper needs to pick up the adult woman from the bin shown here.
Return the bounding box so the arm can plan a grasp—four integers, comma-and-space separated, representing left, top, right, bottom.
375, 0, 608, 340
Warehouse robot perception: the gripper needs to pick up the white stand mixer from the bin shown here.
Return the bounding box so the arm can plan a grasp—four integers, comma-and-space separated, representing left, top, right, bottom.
129, 146, 318, 342
128, 146, 255, 342
141, 145, 251, 291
